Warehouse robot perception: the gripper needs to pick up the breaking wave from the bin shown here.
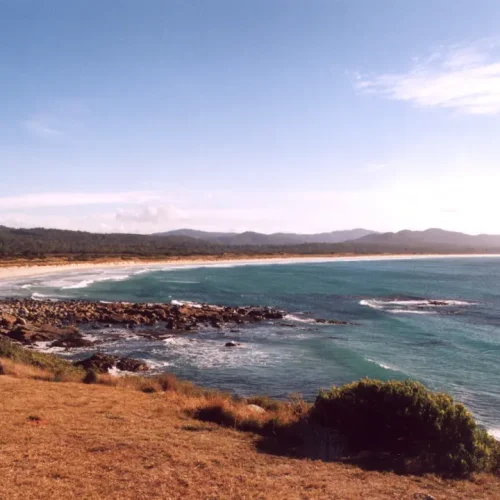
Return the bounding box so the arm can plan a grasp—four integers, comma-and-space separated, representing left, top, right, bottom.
283, 314, 316, 324
360, 298, 473, 315
365, 358, 402, 373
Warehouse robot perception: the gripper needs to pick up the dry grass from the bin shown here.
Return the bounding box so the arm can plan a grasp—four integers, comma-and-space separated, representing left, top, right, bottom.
1, 362, 500, 499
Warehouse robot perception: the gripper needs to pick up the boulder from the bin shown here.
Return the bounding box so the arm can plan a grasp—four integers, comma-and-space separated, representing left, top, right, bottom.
0, 313, 17, 328
74, 353, 117, 373
6, 324, 78, 344
116, 357, 149, 372
51, 333, 96, 349
247, 404, 266, 414
225, 341, 239, 348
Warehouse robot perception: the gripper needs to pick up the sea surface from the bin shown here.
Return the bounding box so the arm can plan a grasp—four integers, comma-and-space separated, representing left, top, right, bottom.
1, 257, 500, 438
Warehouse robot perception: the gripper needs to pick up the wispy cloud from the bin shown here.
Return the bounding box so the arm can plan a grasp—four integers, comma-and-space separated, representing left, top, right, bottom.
355, 39, 500, 115
23, 100, 90, 138
0, 191, 160, 210
24, 118, 63, 138
115, 205, 188, 225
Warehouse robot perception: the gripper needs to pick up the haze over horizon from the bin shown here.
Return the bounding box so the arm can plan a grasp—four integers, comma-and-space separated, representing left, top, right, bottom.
2, 1, 500, 235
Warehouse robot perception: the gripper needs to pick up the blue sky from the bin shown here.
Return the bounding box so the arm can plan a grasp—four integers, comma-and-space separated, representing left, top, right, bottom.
2, 0, 500, 234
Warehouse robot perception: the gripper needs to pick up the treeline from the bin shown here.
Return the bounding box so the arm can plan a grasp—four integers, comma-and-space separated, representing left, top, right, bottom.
0, 225, 372, 259
0, 225, 494, 260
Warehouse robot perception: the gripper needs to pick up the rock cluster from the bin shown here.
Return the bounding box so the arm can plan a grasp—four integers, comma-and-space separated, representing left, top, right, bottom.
1, 299, 284, 329
0, 299, 286, 348
0, 299, 349, 354
74, 352, 149, 373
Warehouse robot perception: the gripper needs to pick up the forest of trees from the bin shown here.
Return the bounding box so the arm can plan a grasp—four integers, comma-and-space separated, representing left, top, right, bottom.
1, 225, 498, 260
0, 225, 372, 259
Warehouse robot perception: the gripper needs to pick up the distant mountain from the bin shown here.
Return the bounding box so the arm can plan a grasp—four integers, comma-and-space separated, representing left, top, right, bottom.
353, 229, 500, 250
155, 228, 376, 246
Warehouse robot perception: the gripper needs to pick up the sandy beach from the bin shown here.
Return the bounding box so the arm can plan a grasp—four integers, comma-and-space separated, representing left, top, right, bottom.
1, 253, 500, 281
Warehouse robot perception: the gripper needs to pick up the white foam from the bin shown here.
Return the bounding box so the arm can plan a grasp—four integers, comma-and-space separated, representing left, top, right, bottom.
360, 298, 472, 315
283, 314, 316, 324
61, 274, 131, 289
156, 336, 276, 369
171, 299, 203, 308
366, 358, 400, 372
163, 280, 200, 284
488, 428, 500, 441
107, 366, 136, 377
387, 309, 436, 315
145, 359, 173, 369
31, 341, 66, 353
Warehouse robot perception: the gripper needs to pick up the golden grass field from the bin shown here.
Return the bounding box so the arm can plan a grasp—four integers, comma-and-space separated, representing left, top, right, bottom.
1, 359, 499, 500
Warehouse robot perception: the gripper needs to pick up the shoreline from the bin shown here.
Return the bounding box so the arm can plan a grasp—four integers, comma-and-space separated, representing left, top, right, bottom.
1, 252, 500, 281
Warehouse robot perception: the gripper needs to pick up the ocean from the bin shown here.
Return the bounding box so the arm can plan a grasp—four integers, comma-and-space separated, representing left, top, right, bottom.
1, 256, 499, 438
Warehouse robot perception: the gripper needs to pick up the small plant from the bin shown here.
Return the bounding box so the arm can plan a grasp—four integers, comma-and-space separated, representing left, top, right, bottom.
82, 370, 98, 384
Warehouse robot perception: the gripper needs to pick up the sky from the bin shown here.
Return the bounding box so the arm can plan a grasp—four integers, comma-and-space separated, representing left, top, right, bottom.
2, 0, 500, 235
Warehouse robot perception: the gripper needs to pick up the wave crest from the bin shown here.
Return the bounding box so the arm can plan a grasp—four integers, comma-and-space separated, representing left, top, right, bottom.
360, 297, 472, 315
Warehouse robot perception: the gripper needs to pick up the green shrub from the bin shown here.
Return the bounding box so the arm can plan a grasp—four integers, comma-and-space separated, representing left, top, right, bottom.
83, 370, 99, 384
311, 378, 499, 477
195, 404, 238, 428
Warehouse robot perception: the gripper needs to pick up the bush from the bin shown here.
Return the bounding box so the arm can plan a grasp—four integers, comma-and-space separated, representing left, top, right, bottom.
311, 378, 499, 477
83, 370, 99, 384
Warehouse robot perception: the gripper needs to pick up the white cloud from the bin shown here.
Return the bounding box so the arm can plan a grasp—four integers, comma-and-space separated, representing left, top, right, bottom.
115, 205, 188, 225
0, 191, 160, 210
356, 39, 500, 115
24, 118, 62, 138
2, 171, 500, 235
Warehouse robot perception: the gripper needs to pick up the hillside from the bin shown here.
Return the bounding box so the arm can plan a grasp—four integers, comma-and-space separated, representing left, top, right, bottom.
354, 229, 500, 251
1, 368, 499, 499
156, 228, 376, 245
2, 225, 500, 261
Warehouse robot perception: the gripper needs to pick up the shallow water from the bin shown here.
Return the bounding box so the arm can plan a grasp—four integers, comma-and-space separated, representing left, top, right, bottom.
1, 257, 500, 436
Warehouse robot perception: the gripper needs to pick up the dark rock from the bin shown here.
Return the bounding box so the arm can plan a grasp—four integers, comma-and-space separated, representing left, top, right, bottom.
51, 333, 95, 349
116, 357, 149, 372
225, 341, 239, 347
74, 353, 148, 373
6, 324, 79, 344
75, 353, 117, 373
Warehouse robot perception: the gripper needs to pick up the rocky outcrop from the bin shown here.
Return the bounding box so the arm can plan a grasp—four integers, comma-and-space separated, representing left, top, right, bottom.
0, 299, 285, 332
74, 353, 148, 373
5, 323, 79, 344
0, 299, 350, 351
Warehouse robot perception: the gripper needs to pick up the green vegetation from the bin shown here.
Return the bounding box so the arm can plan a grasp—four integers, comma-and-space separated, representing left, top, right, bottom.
1, 225, 498, 260
311, 378, 500, 477
0, 337, 83, 379
0, 224, 407, 260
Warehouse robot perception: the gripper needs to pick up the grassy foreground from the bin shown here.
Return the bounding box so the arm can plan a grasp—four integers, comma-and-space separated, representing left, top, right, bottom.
1, 342, 499, 499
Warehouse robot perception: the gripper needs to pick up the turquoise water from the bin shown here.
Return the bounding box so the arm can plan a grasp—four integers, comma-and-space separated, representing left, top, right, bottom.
1, 257, 500, 437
